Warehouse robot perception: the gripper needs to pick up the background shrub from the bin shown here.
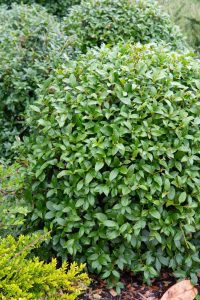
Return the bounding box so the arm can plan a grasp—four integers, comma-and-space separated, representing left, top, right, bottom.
0, 4, 73, 159
158, 0, 200, 52
21, 43, 200, 289
35, 0, 81, 16
65, 0, 185, 53
0, 233, 90, 299
0, 0, 81, 16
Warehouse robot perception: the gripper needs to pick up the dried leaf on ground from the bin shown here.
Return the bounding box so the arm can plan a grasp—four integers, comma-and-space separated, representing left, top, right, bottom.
109, 289, 118, 297
160, 280, 197, 300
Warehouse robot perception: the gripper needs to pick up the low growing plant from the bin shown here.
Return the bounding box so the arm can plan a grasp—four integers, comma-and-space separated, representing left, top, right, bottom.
65, 0, 186, 53
21, 43, 200, 290
0, 4, 73, 159
0, 233, 90, 299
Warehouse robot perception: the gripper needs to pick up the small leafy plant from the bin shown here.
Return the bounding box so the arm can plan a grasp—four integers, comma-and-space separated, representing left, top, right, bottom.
65, 0, 185, 53
21, 43, 200, 289
0, 233, 90, 299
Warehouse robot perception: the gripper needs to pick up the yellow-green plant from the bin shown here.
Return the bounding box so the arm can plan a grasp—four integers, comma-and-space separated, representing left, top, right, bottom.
0, 233, 90, 299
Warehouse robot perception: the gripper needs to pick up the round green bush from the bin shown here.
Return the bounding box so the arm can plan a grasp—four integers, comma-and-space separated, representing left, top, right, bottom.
0, 4, 73, 158
0, 0, 81, 16
22, 43, 200, 288
65, 0, 185, 53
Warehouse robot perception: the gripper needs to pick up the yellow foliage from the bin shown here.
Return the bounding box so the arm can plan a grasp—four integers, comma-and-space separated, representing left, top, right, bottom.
0, 234, 90, 299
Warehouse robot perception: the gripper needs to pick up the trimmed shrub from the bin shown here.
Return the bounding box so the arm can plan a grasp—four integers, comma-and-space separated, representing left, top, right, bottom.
65, 0, 185, 53
0, 4, 73, 159
0, 0, 81, 16
21, 44, 200, 289
0, 233, 90, 299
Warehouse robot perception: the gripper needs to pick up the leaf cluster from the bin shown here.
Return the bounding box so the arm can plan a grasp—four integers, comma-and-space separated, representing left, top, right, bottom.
21, 43, 200, 287
65, 0, 186, 53
0, 233, 90, 299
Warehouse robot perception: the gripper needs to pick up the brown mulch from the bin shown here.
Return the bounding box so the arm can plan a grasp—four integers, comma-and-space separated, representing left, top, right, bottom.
82, 272, 200, 300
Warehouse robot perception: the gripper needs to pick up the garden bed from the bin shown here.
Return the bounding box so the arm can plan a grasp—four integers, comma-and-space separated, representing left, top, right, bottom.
84, 272, 200, 300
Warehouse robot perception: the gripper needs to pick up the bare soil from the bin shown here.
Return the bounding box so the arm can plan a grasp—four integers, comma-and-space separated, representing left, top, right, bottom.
83, 271, 200, 300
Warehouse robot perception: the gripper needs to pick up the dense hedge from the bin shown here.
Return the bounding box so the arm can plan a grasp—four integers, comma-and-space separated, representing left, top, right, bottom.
21, 43, 200, 289
0, 233, 90, 299
65, 0, 185, 53
0, 4, 72, 158
0, 0, 80, 16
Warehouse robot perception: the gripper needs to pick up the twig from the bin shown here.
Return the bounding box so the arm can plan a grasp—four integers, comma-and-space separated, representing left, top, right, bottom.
138, 292, 146, 299
9, 231, 51, 262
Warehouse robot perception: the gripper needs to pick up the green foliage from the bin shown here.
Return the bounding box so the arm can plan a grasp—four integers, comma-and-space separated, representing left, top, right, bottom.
0, 4, 73, 159
35, 0, 81, 16
0, 233, 90, 299
0, 163, 29, 234
65, 0, 185, 53
158, 0, 200, 52
0, 0, 81, 16
21, 43, 200, 288
186, 17, 200, 51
